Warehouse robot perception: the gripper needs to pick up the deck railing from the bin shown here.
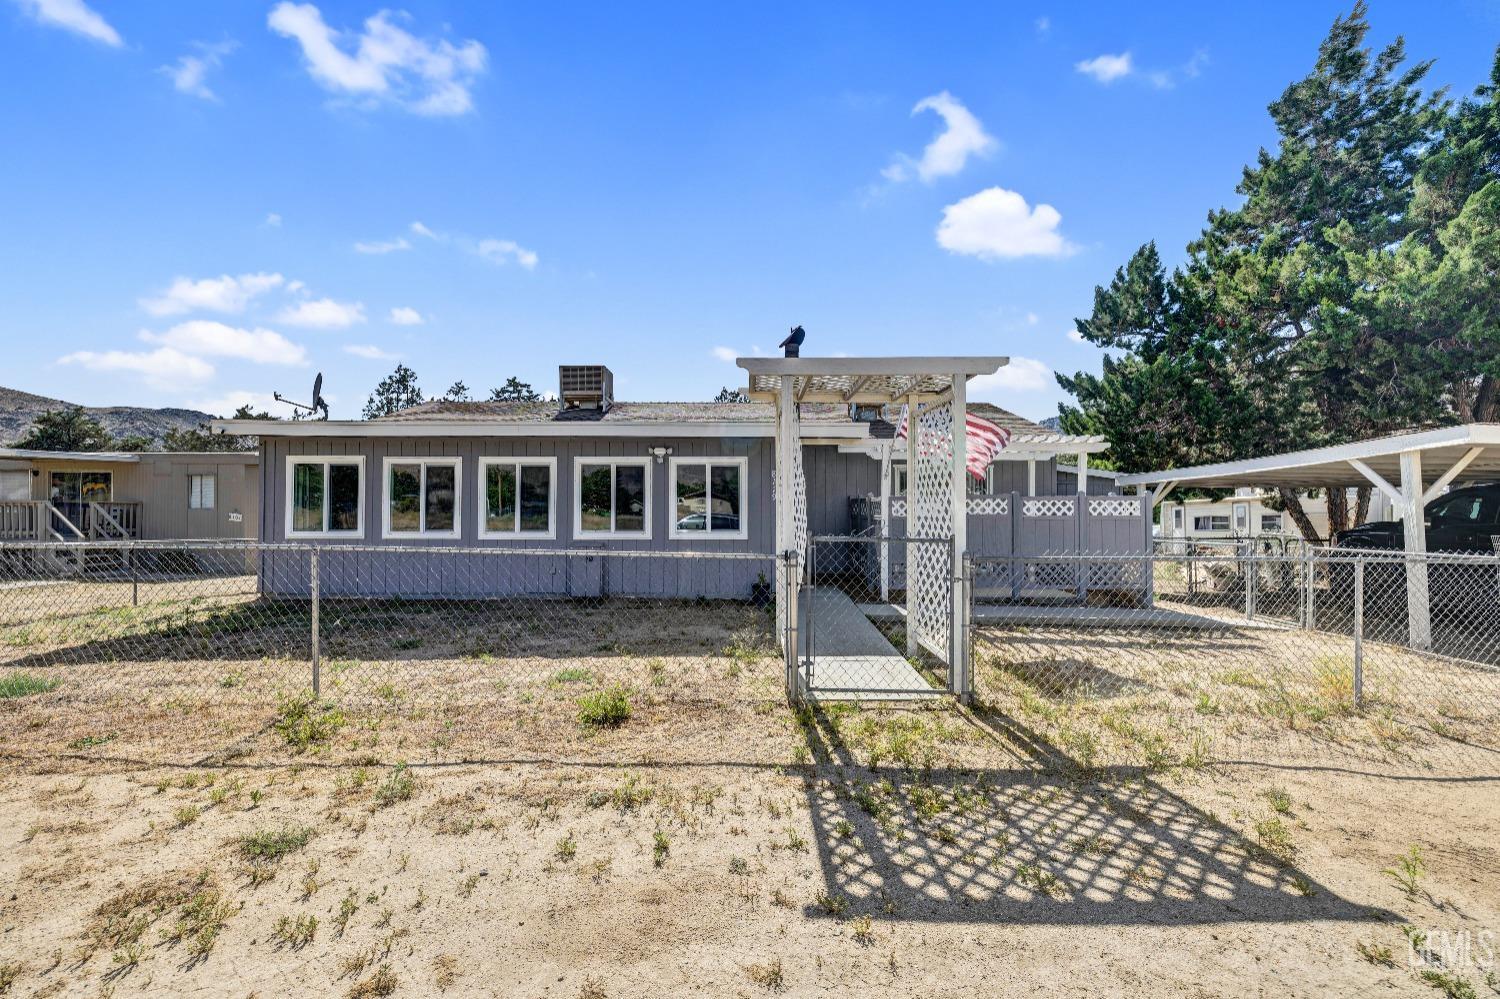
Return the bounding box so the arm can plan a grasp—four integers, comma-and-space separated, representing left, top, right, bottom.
0, 500, 141, 541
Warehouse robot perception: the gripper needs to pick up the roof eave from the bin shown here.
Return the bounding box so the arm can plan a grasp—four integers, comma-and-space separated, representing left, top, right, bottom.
209, 419, 869, 440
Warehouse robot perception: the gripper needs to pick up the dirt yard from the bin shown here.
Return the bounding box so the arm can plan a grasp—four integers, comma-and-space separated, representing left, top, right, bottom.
0, 591, 1497, 997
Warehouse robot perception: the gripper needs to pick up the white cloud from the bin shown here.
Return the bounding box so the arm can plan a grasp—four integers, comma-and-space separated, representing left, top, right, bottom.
140, 320, 307, 366
58, 347, 214, 389
969, 356, 1053, 396
267, 3, 488, 116
140, 272, 285, 316
882, 91, 996, 184
344, 343, 400, 360
1067, 328, 1086, 343
711, 346, 738, 363
936, 187, 1076, 260
1075, 52, 1133, 84
13, 0, 121, 46
265, 212, 283, 227
276, 297, 366, 329
187, 389, 282, 417
160, 41, 236, 101
475, 238, 538, 270
1025, 312, 1039, 326
388, 306, 422, 325
354, 236, 410, 254
409, 220, 439, 239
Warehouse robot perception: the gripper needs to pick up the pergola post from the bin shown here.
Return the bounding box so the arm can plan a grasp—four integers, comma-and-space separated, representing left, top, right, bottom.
904, 394, 919, 657
1076, 450, 1089, 495
950, 374, 969, 700
1026, 459, 1037, 497
1399, 449, 1431, 649
878, 441, 891, 603
775, 376, 799, 691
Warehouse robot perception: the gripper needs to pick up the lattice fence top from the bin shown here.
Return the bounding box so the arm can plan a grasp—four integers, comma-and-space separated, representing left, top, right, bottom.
967, 495, 1009, 516
1088, 497, 1140, 517
1022, 497, 1076, 518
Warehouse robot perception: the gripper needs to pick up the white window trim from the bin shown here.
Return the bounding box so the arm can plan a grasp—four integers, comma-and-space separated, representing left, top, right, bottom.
667, 456, 749, 541
381, 456, 462, 540
285, 455, 366, 539
477, 457, 558, 540
572, 456, 653, 540
188, 473, 216, 510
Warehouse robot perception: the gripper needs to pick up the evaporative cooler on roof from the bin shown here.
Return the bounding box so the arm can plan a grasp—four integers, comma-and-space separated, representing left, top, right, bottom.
558, 365, 613, 412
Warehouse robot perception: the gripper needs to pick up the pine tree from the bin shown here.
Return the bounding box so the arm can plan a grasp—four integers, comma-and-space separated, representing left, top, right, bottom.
488, 377, 541, 402
363, 364, 425, 419
16, 407, 113, 451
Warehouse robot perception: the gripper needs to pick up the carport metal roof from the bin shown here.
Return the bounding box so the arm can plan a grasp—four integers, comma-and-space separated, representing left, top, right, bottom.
1116, 424, 1500, 492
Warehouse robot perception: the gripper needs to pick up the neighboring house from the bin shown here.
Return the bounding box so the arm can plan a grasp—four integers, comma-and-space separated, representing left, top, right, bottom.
0, 448, 259, 542
213, 365, 1135, 598
1159, 488, 1394, 542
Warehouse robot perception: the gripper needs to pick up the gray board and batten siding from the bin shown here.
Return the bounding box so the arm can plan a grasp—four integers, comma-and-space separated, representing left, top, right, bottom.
257, 435, 778, 599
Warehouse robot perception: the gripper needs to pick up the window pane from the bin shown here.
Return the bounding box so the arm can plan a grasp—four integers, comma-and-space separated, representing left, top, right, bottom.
579, 464, 612, 532
519, 465, 551, 532
189, 476, 202, 509
675, 464, 707, 532
615, 465, 645, 533
425, 464, 455, 531
486, 465, 516, 532
292, 463, 324, 532
329, 463, 361, 532
201, 475, 215, 509
389, 464, 421, 532
710, 464, 741, 533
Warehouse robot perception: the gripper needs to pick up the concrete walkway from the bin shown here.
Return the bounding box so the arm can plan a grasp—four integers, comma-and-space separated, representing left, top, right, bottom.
859, 601, 1288, 631
798, 587, 940, 700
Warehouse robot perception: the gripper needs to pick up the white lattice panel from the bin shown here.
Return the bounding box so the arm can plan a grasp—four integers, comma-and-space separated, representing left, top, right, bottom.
1022, 497, 1075, 518
888, 498, 906, 518
774, 402, 807, 660
909, 400, 953, 662
967, 496, 1009, 516
1088, 497, 1139, 517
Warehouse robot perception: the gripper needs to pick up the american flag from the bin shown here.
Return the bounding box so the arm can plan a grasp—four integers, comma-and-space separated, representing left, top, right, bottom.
894, 405, 1011, 481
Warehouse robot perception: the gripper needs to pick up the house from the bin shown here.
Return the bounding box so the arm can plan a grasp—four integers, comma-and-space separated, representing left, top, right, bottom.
1158, 488, 1396, 542
0, 448, 259, 542
212, 364, 1140, 600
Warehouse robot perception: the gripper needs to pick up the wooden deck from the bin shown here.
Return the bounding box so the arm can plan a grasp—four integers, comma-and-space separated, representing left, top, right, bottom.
0, 501, 141, 541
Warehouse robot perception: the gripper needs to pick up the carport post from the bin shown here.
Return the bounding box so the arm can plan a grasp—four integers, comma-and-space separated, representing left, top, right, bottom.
1398, 449, 1432, 650
905, 394, 919, 658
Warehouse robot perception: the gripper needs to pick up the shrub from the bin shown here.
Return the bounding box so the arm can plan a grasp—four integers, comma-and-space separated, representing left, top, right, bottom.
274, 691, 346, 751
577, 685, 632, 727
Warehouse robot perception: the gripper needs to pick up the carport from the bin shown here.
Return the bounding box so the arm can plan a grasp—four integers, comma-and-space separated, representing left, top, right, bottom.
1117, 424, 1500, 649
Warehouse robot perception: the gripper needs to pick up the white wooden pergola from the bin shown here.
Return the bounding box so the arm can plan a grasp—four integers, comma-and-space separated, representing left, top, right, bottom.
1117, 424, 1500, 649
739, 356, 1007, 700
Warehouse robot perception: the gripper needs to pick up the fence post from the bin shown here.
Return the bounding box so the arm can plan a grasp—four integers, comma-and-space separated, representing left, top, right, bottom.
1242, 541, 1254, 622
129, 543, 138, 608
1353, 556, 1364, 710
1301, 548, 1316, 630
310, 547, 321, 697
782, 550, 800, 701
955, 552, 973, 703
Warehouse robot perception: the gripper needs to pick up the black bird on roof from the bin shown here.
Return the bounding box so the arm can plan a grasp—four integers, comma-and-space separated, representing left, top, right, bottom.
779, 325, 806, 358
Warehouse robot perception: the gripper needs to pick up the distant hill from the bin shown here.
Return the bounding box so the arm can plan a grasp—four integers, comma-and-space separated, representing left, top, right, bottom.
0, 386, 216, 448
1038, 416, 1062, 431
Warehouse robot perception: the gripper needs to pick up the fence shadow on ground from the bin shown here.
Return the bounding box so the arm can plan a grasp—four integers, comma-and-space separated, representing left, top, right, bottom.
793, 702, 1393, 928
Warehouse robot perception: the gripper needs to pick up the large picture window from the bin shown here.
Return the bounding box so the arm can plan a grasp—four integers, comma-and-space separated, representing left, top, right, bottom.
574, 458, 650, 539
479, 458, 556, 538
286, 457, 363, 537
382, 457, 460, 538
669, 457, 747, 539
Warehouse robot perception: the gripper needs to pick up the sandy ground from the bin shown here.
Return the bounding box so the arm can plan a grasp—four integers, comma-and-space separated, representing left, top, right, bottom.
0, 585, 1497, 996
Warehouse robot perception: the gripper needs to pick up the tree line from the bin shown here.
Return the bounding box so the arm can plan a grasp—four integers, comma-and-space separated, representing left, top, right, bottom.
1058, 2, 1500, 542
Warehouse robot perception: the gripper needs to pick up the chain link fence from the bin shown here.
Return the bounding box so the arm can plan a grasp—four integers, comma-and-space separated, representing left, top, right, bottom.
970, 547, 1500, 773
0, 540, 781, 758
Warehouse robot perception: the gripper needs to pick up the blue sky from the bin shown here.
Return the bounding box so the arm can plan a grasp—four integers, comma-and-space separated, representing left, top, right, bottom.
2, 1, 1497, 421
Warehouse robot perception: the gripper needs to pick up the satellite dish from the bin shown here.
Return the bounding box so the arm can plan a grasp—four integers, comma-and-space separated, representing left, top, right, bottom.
274, 370, 331, 420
